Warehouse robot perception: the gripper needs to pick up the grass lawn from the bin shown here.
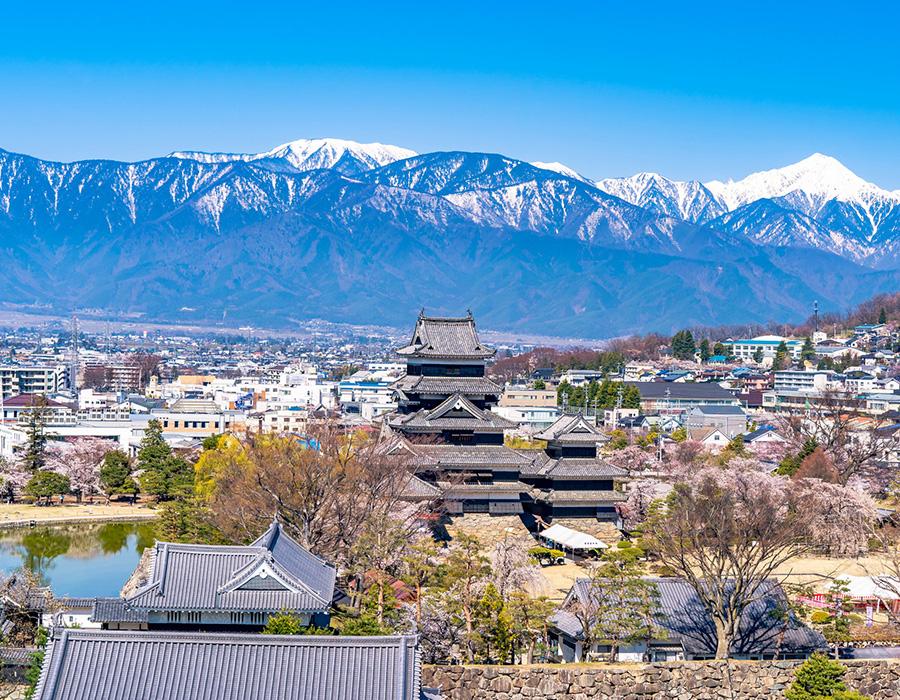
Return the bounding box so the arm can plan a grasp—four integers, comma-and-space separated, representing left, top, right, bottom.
0, 500, 156, 526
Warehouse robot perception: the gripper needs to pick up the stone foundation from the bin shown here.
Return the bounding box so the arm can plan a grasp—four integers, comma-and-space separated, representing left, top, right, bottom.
443, 515, 534, 547
424, 660, 900, 699
547, 518, 621, 543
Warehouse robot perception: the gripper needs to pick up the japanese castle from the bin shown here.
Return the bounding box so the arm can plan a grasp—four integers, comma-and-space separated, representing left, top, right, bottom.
388, 312, 627, 531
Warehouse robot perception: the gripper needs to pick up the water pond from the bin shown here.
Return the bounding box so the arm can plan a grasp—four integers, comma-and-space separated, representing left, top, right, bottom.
0, 520, 157, 598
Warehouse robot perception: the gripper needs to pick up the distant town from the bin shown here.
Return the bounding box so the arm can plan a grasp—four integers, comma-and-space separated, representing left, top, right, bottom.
1, 293, 899, 699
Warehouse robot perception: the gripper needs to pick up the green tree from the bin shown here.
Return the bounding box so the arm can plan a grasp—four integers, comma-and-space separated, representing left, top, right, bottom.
786, 652, 866, 700
263, 611, 304, 635
752, 346, 765, 364
25, 470, 70, 505
474, 583, 515, 663
532, 379, 546, 390
99, 450, 138, 502
401, 538, 441, 624
776, 437, 819, 477
699, 339, 711, 363
23, 626, 48, 700
670, 426, 687, 443
713, 341, 728, 358
671, 330, 697, 360
800, 336, 816, 363
773, 341, 791, 370
156, 495, 225, 544
137, 420, 193, 500
879, 307, 887, 324
508, 592, 556, 664
812, 579, 854, 659
443, 534, 491, 662
21, 395, 49, 472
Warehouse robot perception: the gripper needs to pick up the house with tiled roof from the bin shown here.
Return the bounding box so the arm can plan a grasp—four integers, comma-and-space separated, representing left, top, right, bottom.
550, 577, 824, 662
92, 519, 335, 631
33, 630, 428, 700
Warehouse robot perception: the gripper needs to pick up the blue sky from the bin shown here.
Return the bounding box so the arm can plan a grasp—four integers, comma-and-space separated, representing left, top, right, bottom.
2, 2, 899, 187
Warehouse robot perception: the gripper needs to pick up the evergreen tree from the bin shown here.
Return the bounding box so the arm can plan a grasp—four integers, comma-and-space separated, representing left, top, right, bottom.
785, 652, 865, 700
671, 330, 696, 360
699, 339, 711, 363
137, 419, 193, 500
25, 470, 70, 505
752, 347, 765, 364
474, 583, 515, 663
800, 336, 816, 363
712, 341, 728, 358
99, 450, 138, 501
262, 612, 304, 635
879, 307, 887, 324
773, 341, 790, 370
21, 395, 49, 472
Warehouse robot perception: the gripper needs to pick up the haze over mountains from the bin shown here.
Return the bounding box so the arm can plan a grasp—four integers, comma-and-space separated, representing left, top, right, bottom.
0, 138, 897, 337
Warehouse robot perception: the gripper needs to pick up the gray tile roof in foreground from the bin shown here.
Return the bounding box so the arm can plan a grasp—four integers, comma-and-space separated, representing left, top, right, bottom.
35, 630, 422, 700
125, 519, 336, 615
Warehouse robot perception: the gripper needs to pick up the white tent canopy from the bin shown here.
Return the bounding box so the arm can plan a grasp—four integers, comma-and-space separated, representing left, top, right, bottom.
539, 523, 608, 551
843, 575, 900, 600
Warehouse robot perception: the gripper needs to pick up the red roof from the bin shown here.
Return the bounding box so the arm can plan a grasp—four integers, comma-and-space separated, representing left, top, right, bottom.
2, 393, 69, 408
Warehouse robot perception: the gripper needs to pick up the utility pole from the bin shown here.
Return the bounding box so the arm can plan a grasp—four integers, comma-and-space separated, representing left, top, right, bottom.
814, 300, 819, 334
70, 315, 80, 392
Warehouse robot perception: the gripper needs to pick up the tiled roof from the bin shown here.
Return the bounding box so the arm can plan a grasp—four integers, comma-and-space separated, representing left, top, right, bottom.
396, 314, 494, 360
124, 520, 335, 615
2, 394, 69, 408
536, 489, 626, 504
534, 413, 603, 442
389, 394, 515, 432
35, 630, 422, 700
525, 457, 627, 479
392, 375, 501, 396
690, 405, 746, 415
400, 474, 443, 500
438, 481, 530, 496
557, 577, 825, 657
91, 597, 149, 623
409, 443, 534, 470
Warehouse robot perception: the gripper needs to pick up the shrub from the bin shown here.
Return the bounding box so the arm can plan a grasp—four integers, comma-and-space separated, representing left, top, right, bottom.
785, 652, 866, 700
810, 610, 832, 624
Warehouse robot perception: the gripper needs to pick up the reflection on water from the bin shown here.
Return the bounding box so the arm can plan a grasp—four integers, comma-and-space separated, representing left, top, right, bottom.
0, 521, 157, 598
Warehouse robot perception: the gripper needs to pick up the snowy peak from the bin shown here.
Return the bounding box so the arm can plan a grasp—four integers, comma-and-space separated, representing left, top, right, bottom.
595, 172, 725, 223
705, 153, 896, 211
530, 161, 592, 183
169, 137, 417, 175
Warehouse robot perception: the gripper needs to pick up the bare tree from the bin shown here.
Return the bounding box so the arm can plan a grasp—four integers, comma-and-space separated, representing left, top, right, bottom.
778, 390, 889, 486
646, 466, 874, 659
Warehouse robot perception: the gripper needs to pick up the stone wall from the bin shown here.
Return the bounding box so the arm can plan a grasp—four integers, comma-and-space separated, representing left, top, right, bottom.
423, 660, 900, 699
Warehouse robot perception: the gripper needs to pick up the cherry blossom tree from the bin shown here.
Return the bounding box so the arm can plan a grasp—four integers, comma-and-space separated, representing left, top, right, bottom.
46, 437, 115, 502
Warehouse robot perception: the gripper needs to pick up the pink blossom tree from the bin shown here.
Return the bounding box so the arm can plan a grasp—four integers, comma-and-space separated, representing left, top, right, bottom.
46, 437, 115, 503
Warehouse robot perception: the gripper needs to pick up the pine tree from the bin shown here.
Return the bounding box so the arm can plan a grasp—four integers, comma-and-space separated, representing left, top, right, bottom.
699, 339, 711, 363
785, 652, 862, 700
800, 336, 816, 362
21, 395, 49, 472
879, 307, 887, 324
671, 330, 696, 360
137, 419, 193, 500
752, 347, 765, 364
773, 341, 790, 370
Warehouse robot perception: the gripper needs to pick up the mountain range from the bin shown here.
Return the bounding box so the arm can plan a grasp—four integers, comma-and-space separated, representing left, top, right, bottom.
0, 138, 897, 337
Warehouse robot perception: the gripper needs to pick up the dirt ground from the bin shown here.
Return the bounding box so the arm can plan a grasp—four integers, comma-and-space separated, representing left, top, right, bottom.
0, 501, 156, 526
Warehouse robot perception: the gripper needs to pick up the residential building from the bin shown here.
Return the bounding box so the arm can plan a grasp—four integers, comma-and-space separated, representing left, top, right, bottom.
625, 382, 739, 413
0, 364, 69, 398
724, 336, 804, 362
685, 405, 747, 439
773, 370, 833, 392
550, 578, 824, 662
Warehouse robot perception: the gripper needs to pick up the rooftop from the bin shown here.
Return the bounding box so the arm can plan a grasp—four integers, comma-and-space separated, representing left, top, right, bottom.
35, 630, 422, 700
396, 313, 494, 360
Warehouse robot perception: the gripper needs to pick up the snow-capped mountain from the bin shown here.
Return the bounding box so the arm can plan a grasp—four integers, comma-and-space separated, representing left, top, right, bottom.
595, 154, 900, 264
594, 172, 725, 224
170, 137, 417, 175
0, 140, 898, 336
530, 161, 592, 184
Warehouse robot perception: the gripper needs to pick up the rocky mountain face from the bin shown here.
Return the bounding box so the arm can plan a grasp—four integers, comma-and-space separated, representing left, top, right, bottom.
0, 140, 897, 337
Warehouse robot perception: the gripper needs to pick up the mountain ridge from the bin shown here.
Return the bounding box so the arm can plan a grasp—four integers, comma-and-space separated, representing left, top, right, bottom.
0, 138, 897, 337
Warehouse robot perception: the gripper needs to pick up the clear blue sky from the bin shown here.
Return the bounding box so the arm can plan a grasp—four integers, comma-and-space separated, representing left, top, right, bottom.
2, 1, 899, 187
